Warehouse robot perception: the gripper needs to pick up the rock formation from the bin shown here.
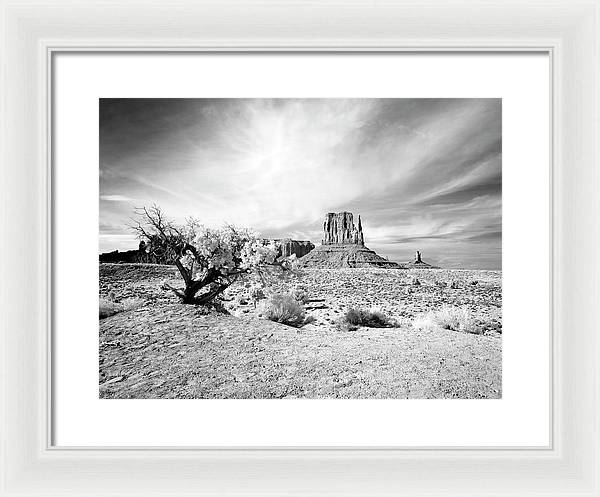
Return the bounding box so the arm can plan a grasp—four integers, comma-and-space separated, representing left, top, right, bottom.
272, 239, 315, 258
101, 238, 315, 264
99, 247, 151, 264
300, 212, 402, 269
406, 250, 440, 269
322, 212, 365, 245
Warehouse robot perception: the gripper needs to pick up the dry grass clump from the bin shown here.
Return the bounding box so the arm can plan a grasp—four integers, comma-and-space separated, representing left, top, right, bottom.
291, 285, 310, 304
249, 285, 266, 307
303, 315, 317, 325
344, 308, 396, 328
413, 305, 481, 334
336, 320, 359, 332
260, 293, 307, 327
99, 297, 143, 319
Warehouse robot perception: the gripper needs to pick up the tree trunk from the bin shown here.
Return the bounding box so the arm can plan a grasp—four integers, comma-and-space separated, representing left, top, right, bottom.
181, 277, 229, 305
195, 284, 229, 305
182, 286, 200, 304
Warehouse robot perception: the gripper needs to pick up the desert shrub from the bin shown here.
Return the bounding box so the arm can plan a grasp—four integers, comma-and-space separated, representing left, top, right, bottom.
291, 285, 309, 304
303, 315, 317, 326
99, 297, 143, 320
260, 293, 306, 327
411, 315, 435, 332
413, 305, 481, 334
336, 319, 359, 332
249, 285, 266, 307
344, 308, 395, 328
434, 306, 477, 332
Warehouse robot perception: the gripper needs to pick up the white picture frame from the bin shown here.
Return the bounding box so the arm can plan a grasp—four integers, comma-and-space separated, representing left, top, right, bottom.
1, 0, 598, 495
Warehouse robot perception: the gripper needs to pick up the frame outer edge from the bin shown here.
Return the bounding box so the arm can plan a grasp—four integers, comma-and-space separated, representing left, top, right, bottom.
1, 0, 600, 496
0, 0, 7, 491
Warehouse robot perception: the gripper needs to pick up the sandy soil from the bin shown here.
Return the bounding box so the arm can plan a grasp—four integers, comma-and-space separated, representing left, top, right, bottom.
99, 263, 502, 399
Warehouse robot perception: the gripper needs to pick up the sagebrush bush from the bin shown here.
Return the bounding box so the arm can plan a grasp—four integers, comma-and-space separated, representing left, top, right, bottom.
291, 285, 309, 304
303, 315, 317, 325
344, 308, 395, 328
336, 319, 359, 332
260, 293, 306, 327
413, 305, 481, 334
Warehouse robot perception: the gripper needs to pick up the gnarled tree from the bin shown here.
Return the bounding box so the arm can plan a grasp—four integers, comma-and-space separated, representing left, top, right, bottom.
131, 205, 293, 305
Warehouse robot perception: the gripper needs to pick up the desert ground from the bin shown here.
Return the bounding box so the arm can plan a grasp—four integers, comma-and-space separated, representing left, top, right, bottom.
99, 263, 501, 399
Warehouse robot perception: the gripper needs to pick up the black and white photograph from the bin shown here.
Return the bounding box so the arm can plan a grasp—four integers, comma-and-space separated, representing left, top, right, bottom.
99, 98, 502, 399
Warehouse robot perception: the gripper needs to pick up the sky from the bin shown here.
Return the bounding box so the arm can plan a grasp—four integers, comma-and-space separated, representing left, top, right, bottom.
100, 98, 501, 269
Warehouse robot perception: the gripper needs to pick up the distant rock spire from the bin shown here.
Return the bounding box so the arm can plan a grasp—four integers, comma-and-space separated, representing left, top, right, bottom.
357, 215, 364, 246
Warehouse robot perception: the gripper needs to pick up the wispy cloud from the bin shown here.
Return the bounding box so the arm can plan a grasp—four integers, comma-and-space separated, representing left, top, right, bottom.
100, 98, 501, 269
100, 194, 135, 202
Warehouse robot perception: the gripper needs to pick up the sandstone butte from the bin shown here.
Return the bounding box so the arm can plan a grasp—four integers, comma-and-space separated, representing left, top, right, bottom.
298, 211, 439, 269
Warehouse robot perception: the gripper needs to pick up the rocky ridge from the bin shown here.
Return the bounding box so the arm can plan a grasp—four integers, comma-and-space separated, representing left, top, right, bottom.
272, 239, 314, 258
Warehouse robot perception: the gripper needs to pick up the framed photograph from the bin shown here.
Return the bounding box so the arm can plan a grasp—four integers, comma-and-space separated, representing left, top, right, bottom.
1, 1, 599, 495
97, 96, 504, 401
